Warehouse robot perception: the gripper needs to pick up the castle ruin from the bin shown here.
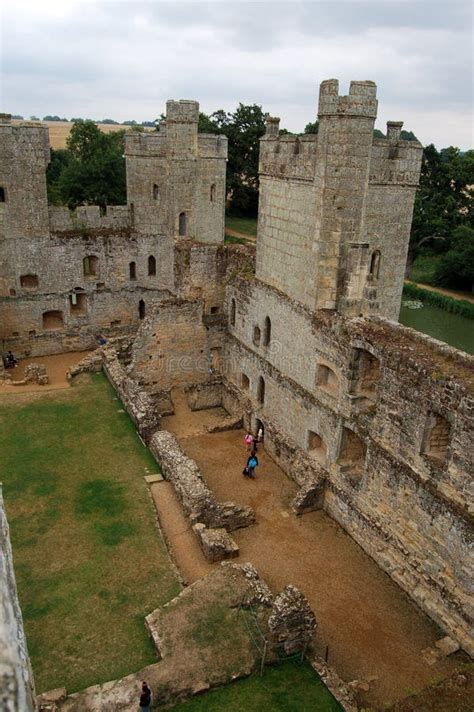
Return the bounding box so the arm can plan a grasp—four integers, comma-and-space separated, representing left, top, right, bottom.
0, 80, 472, 707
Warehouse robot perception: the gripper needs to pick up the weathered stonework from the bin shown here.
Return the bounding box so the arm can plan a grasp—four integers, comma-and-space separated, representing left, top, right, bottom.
0, 487, 36, 712
149, 429, 255, 531
1, 78, 473, 707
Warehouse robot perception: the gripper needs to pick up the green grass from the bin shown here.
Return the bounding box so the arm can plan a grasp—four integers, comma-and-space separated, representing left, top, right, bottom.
224, 234, 248, 245
0, 373, 180, 693
225, 215, 258, 237
172, 659, 342, 711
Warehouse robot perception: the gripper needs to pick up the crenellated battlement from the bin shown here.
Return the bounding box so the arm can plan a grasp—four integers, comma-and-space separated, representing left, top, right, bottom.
369, 122, 423, 186
49, 205, 131, 233
318, 79, 378, 118
260, 122, 318, 181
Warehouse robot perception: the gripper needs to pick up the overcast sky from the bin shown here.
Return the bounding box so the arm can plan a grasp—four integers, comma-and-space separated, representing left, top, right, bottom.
1, 0, 473, 149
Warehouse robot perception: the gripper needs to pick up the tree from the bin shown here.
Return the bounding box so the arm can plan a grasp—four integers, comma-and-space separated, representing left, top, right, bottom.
411, 145, 474, 253
55, 120, 126, 209
434, 226, 474, 292
304, 120, 319, 134
46, 149, 70, 205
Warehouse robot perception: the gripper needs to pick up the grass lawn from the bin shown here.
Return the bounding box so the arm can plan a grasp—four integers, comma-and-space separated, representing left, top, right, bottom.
172, 659, 342, 711
0, 373, 180, 693
225, 216, 258, 237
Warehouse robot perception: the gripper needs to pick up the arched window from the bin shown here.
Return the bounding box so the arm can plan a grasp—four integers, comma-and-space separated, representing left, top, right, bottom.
148, 255, 156, 276
369, 250, 381, 279
153, 184, 159, 200
130, 202, 135, 226
42, 310, 64, 331
83, 255, 99, 277
0, 187, 5, 202
253, 325, 261, 346
422, 412, 451, 465
263, 316, 271, 346
210, 184, 216, 202
129, 261, 137, 280
241, 373, 250, 390
338, 428, 366, 486
352, 349, 380, 401
230, 298, 236, 326
316, 364, 338, 395
70, 291, 86, 315
257, 376, 265, 404
179, 212, 187, 236
139, 299, 146, 319
307, 430, 327, 465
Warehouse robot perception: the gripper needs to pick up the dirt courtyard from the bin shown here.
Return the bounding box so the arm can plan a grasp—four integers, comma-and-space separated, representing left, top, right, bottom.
160, 389, 464, 709
0, 351, 88, 394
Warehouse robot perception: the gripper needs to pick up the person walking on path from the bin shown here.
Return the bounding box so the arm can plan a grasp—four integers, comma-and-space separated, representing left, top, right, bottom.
244, 432, 254, 451
245, 450, 259, 479
139, 681, 152, 711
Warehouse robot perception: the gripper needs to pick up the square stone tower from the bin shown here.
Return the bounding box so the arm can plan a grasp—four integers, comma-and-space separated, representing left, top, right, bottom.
0, 114, 50, 241
125, 101, 228, 243
256, 80, 422, 319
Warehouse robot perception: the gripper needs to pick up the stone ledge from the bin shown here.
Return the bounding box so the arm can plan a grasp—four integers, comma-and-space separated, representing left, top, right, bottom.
192, 523, 239, 562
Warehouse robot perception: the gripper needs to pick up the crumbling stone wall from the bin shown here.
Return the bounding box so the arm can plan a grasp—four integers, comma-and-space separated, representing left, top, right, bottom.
225, 275, 474, 655
0, 487, 36, 712
149, 429, 255, 531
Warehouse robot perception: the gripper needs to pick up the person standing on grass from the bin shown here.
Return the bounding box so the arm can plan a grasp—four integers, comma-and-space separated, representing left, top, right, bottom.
139, 681, 152, 711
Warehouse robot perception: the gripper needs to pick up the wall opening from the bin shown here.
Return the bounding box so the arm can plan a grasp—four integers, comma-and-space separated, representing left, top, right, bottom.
153, 184, 159, 200
241, 373, 250, 390
338, 428, 366, 486
353, 349, 380, 400
307, 430, 327, 465
316, 363, 338, 396
0, 187, 5, 201
257, 376, 265, 404
20, 274, 39, 290
369, 250, 381, 280
70, 292, 86, 315
129, 261, 137, 280
230, 298, 236, 326
148, 255, 156, 276
83, 255, 99, 278
210, 184, 216, 202
139, 299, 146, 319
130, 202, 135, 226
253, 325, 261, 346
422, 412, 451, 465
263, 316, 272, 346
179, 211, 187, 236
42, 310, 64, 331
210, 306, 219, 314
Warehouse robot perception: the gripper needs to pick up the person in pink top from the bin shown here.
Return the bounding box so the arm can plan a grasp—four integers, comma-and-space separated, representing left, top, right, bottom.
244, 432, 254, 451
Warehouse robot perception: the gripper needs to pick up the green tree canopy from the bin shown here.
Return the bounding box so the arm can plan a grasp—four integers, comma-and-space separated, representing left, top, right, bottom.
434, 225, 474, 292
52, 120, 127, 209
411, 145, 474, 251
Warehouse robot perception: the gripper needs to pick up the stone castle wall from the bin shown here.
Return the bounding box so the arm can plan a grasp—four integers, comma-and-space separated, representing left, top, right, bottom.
0, 487, 36, 711
224, 276, 473, 654
257, 81, 422, 320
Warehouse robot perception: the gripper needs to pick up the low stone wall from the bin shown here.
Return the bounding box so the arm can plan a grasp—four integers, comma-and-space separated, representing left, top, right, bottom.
185, 380, 223, 411
102, 348, 160, 443
149, 430, 255, 532
0, 487, 36, 712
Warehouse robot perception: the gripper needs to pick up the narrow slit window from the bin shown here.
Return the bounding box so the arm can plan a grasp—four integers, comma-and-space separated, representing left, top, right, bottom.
148, 255, 156, 276
179, 212, 187, 236
129, 261, 137, 280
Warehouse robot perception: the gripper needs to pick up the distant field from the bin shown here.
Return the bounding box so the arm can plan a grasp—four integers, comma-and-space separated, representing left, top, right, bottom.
11, 119, 153, 150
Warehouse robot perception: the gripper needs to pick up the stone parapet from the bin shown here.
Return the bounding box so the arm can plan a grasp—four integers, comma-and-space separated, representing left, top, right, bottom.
49, 205, 130, 232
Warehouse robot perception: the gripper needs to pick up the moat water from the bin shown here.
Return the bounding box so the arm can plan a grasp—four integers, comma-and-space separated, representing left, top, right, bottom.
399, 303, 474, 354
